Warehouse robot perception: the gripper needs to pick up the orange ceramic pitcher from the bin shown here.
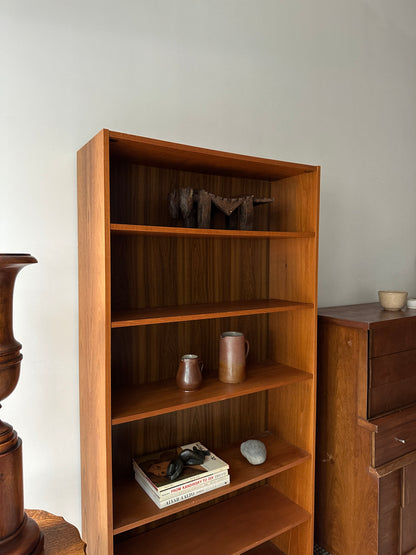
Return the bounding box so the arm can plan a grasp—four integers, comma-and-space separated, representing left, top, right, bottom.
219, 331, 249, 384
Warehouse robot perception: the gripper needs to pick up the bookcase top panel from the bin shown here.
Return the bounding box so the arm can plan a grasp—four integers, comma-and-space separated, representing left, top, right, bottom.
105, 129, 319, 181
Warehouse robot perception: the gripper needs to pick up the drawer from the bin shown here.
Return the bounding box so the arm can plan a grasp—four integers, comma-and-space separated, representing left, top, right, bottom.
370, 318, 416, 357
372, 406, 416, 467
369, 350, 416, 417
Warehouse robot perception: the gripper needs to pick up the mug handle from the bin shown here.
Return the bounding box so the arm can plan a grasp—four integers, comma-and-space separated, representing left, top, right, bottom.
199, 360, 204, 373
245, 340, 250, 358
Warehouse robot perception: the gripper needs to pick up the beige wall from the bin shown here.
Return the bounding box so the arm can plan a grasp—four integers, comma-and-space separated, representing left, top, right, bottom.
1, 0, 416, 530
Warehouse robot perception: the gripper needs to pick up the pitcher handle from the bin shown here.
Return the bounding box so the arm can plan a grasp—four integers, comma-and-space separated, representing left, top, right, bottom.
245, 340, 250, 358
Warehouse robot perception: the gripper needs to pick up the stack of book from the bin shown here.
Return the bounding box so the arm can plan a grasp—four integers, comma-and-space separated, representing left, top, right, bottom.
132, 441, 230, 509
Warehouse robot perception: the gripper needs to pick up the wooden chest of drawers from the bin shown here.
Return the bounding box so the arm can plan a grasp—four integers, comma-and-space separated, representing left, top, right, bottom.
315, 303, 416, 555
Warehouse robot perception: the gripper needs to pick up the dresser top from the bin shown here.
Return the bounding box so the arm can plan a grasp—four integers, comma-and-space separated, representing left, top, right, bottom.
318, 302, 416, 329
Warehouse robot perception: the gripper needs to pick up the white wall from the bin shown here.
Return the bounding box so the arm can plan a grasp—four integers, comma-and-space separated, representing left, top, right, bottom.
1, 0, 416, 532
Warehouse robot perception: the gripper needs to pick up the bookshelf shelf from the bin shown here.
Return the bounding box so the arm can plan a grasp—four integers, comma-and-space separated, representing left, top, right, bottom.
114, 485, 310, 554
111, 300, 313, 328
113, 432, 310, 533
78, 129, 319, 554
110, 223, 315, 240
111, 362, 312, 425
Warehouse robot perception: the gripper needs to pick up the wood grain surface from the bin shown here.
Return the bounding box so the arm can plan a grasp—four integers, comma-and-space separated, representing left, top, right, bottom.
77, 129, 113, 554
78, 129, 320, 554
316, 305, 416, 555
114, 486, 310, 554
113, 432, 310, 534
26, 510, 85, 554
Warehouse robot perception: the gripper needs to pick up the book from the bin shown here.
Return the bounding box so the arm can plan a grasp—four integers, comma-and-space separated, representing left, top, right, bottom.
136, 471, 230, 509
132, 441, 229, 494
135, 467, 229, 499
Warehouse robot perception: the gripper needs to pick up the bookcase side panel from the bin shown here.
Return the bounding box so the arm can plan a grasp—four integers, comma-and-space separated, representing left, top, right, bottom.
269, 170, 320, 233
267, 171, 319, 554
268, 238, 317, 305
272, 519, 313, 555
78, 130, 113, 554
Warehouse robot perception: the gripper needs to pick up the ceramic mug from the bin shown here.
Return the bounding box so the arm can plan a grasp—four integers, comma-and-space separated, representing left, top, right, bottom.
176, 354, 203, 391
219, 331, 249, 384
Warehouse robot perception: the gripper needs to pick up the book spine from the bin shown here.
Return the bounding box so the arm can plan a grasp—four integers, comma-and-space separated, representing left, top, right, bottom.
135, 468, 229, 499
134, 464, 229, 495
139, 475, 230, 509
159, 475, 230, 508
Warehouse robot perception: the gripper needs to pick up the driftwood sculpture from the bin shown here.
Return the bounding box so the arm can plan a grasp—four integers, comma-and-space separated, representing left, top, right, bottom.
168, 188, 273, 230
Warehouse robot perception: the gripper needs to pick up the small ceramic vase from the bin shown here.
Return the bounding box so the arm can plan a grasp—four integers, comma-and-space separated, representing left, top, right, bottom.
176, 354, 203, 391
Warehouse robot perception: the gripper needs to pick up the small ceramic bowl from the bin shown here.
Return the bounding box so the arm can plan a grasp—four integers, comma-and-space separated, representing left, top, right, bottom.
378, 290, 408, 311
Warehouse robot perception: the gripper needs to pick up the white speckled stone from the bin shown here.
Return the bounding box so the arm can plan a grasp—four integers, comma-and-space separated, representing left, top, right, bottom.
240, 439, 267, 465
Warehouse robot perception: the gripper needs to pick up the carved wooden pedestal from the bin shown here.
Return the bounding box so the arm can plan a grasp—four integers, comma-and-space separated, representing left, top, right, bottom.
0, 254, 43, 554
26, 510, 86, 554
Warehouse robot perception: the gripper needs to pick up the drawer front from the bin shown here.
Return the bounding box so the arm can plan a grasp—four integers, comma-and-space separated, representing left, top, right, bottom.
369, 350, 416, 417
370, 318, 416, 358
373, 409, 416, 467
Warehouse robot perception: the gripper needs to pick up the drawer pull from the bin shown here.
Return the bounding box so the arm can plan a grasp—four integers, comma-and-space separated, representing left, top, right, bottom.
394, 437, 406, 444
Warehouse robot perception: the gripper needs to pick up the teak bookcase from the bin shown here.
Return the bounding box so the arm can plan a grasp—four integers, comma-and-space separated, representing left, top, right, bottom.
77, 129, 320, 555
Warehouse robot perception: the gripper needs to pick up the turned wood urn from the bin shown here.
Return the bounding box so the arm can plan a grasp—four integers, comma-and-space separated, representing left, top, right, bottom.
0, 253, 43, 554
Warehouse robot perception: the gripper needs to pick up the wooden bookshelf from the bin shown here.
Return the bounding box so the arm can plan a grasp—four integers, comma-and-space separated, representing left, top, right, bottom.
78, 129, 320, 554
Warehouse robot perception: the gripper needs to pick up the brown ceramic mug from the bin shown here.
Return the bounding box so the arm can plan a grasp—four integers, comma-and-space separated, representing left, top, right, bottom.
219, 331, 249, 384
176, 354, 203, 391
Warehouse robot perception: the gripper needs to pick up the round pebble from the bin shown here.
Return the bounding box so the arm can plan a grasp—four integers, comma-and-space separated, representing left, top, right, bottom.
240, 439, 267, 465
